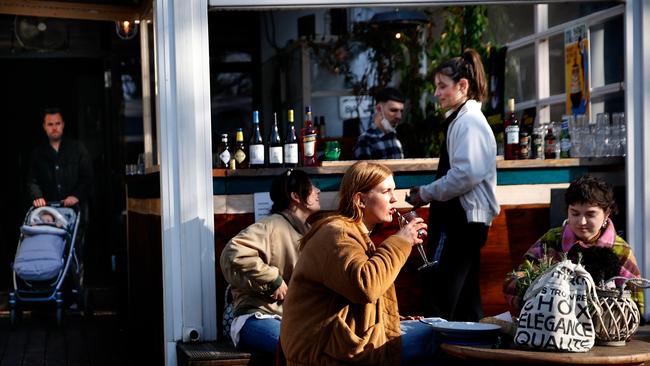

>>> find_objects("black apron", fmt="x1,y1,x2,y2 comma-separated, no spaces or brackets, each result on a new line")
427,103,467,262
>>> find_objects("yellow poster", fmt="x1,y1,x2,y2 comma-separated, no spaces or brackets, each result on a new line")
565,24,589,116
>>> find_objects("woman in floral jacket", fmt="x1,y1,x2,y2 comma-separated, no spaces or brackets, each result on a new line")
504,175,643,315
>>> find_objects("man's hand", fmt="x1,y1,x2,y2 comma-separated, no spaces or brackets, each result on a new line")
270,280,288,302
62,195,79,207
405,187,426,208
33,198,46,207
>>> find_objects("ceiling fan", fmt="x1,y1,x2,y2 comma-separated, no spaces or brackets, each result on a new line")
14,16,69,51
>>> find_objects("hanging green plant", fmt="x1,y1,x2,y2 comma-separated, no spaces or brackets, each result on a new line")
303,6,495,157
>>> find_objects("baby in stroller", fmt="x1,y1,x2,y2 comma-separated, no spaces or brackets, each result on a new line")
10,205,83,325
14,206,71,281
30,207,68,227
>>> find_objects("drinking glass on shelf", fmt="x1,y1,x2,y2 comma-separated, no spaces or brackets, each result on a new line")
611,112,627,157
395,210,436,271
595,112,611,157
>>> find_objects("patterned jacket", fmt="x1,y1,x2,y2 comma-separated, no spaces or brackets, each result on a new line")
503,219,644,314
353,124,404,160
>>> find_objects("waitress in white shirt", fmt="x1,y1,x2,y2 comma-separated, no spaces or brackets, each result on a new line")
407,48,500,322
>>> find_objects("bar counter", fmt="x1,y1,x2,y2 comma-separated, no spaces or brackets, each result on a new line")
126,156,624,343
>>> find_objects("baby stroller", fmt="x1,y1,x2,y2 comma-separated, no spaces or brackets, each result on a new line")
9,203,86,326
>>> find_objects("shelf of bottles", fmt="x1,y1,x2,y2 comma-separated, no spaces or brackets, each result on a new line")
502,98,626,161
213,105,338,174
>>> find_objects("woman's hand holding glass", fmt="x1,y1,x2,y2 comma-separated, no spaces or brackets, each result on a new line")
396,211,436,271
395,212,427,245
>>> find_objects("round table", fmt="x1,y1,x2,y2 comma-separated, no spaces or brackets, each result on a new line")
441,339,650,365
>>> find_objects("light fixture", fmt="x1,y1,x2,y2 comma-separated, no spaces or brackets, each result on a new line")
394,32,402,39
369,8,427,30
116,20,138,40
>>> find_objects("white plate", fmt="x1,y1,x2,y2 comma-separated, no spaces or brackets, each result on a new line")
428,321,501,336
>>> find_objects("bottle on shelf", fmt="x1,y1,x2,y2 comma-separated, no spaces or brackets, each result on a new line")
519,131,530,159
268,112,283,168
216,133,231,168
300,106,318,167
319,116,326,138
560,115,572,158
504,98,520,160
249,111,265,168
531,126,544,160
544,124,558,160
284,109,299,168
234,128,248,169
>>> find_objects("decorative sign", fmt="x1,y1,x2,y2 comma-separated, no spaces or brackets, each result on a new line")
339,95,373,120
565,24,590,116
253,192,272,221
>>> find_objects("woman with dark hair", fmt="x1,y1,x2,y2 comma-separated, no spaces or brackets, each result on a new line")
504,175,643,314
220,169,320,356
406,48,500,321
281,161,440,365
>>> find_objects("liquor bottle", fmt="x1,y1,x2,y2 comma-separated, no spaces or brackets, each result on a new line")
300,106,318,166
532,126,544,159
504,98,520,160
544,126,558,160
249,110,265,168
284,109,299,168
319,116,326,138
519,131,530,159
234,128,248,169
216,133,231,168
268,112,283,168
560,116,571,158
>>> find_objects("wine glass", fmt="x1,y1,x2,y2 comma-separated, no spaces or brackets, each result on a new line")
395,211,436,271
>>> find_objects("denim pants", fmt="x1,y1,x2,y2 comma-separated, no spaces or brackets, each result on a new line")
237,316,281,355
400,318,443,365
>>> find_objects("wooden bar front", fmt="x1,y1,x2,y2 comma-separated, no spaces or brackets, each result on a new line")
126,156,625,351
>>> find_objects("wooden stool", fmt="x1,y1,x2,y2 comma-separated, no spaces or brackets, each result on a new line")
177,341,251,366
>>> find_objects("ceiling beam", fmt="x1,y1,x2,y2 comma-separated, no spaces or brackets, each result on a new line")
0,0,141,22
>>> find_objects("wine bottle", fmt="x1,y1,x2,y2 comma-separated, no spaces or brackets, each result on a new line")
234,128,248,169
248,111,265,168
216,133,231,168
284,109,299,168
300,106,318,167
268,112,283,168
504,98,520,160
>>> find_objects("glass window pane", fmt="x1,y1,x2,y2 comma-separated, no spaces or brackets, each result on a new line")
593,16,624,86
485,5,534,44
211,72,253,136
548,2,619,28
505,45,536,103
548,34,565,96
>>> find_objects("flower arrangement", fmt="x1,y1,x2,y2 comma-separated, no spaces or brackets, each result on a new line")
511,249,556,306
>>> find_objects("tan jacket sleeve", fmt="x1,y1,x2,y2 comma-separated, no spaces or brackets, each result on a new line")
321,225,411,304
220,220,282,293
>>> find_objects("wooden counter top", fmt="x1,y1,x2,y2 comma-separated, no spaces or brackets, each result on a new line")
212,156,624,177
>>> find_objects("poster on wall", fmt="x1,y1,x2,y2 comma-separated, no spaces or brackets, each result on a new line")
565,24,589,116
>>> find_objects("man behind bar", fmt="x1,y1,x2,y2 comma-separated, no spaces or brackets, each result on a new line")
353,87,405,160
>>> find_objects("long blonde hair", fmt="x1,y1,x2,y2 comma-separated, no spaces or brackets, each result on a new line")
300,161,393,249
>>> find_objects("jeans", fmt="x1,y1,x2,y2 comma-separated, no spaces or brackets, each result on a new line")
400,318,444,365
238,316,281,356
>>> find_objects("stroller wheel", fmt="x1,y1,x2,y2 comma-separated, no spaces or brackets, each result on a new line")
56,306,64,327
10,307,22,327
81,288,94,318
